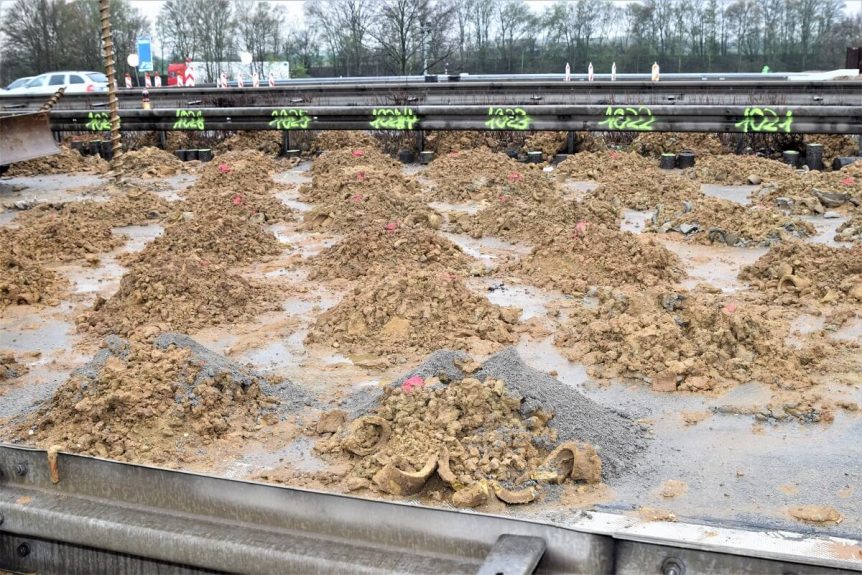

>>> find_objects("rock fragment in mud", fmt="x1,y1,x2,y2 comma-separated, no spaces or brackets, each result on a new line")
0,247,66,309
19,334,307,463
788,505,843,524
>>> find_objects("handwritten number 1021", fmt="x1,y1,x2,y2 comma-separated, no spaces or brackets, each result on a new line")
735,108,793,133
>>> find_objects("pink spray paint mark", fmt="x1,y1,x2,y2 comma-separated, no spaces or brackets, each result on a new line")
722,303,737,315
231,194,243,205
351,149,365,157
499,195,510,203
218,163,231,173
402,375,425,393
449,151,460,157
356,171,366,181
384,221,399,234
350,193,364,203
507,171,522,183
609,151,622,160
841,177,855,186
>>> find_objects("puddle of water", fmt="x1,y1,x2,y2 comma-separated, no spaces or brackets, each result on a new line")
270,226,340,258
470,278,554,320
832,316,862,342
661,240,767,293
442,231,530,266
800,214,847,247
115,224,163,252
273,167,312,185
620,209,654,233
701,184,756,205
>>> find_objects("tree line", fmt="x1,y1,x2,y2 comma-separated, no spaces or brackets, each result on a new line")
2,0,860,85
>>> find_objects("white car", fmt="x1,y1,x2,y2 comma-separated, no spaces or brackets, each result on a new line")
0,76,33,94
14,71,108,95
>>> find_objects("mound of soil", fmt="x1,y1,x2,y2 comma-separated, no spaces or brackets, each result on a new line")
217,131,282,156
593,169,704,211
19,334,286,463
181,149,293,222
523,131,567,160
312,131,380,153
112,147,185,178
555,287,829,390
754,170,861,215
307,224,473,281
506,224,684,294
306,267,520,357
133,131,206,153
302,188,442,232
685,155,794,185
124,213,284,266
835,216,862,243
631,133,727,157
554,151,655,182
323,375,571,506
424,131,504,155
452,196,619,244
739,243,862,304
0,247,66,308
79,254,282,336
301,165,420,203
648,197,815,246
425,148,556,202
0,211,124,262
6,146,108,176
309,148,401,180
16,187,171,227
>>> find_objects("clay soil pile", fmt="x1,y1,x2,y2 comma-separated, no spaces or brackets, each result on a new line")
301,164,420,203
425,131,505,155
452,196,619,244
124,213,284,266
181,149,293,222
0,247,65,309
0,211,124,262
523,131,567,159
685,155,794,185
319,375,599,507
21,335,279,463
835,216,862,243
217,131,282,156
593,169,704,211
649,197,815,246
311,148,401,179
306,267,520,357
302,185,442,232
113,147,185,178
739,243,862,304
7,146,108,176
555,287,830,391
79,254,282,336
555,151,655,182
312,131,380,153
506,224,684,294
0,351,29,384
754,169,861,214
425,148,556,202
17,187,171,227
631,133,727,157
307,224,473,281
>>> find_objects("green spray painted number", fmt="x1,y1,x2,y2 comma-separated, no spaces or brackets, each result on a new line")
598,106,655,131
269,108,311,130
735,107,793,133
85,111,111,131
173,109,205,130
484,107,531,130
369,107,418,130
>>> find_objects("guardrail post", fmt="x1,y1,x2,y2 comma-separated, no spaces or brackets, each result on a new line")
158,130,166,149
281,131,290,156
566,131,575,153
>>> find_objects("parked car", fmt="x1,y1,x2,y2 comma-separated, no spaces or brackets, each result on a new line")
14,71,108,95
0,76,33,94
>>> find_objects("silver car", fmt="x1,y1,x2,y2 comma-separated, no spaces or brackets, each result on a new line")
14,71,108,94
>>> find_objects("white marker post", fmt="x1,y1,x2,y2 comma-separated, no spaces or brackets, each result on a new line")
652,62,660,82
611,62,617,82
565,63,571,82
588,62,594,82
268,71,275,87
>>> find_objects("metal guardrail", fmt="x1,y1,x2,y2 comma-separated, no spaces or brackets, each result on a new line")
0,445,859,574
43,104,862,134
1,80,860,110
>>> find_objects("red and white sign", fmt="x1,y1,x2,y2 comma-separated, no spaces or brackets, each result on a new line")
267,71,275,87
176,74,184,87
144,72,151,88
124,73,132,89
237,72,244,88
184,65,195,87
252,71,259,88
154,74,162,88
219,72,228,88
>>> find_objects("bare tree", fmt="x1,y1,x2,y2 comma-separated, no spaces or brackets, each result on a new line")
195,0,235,81
306,0,374,76
158,0,201,60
